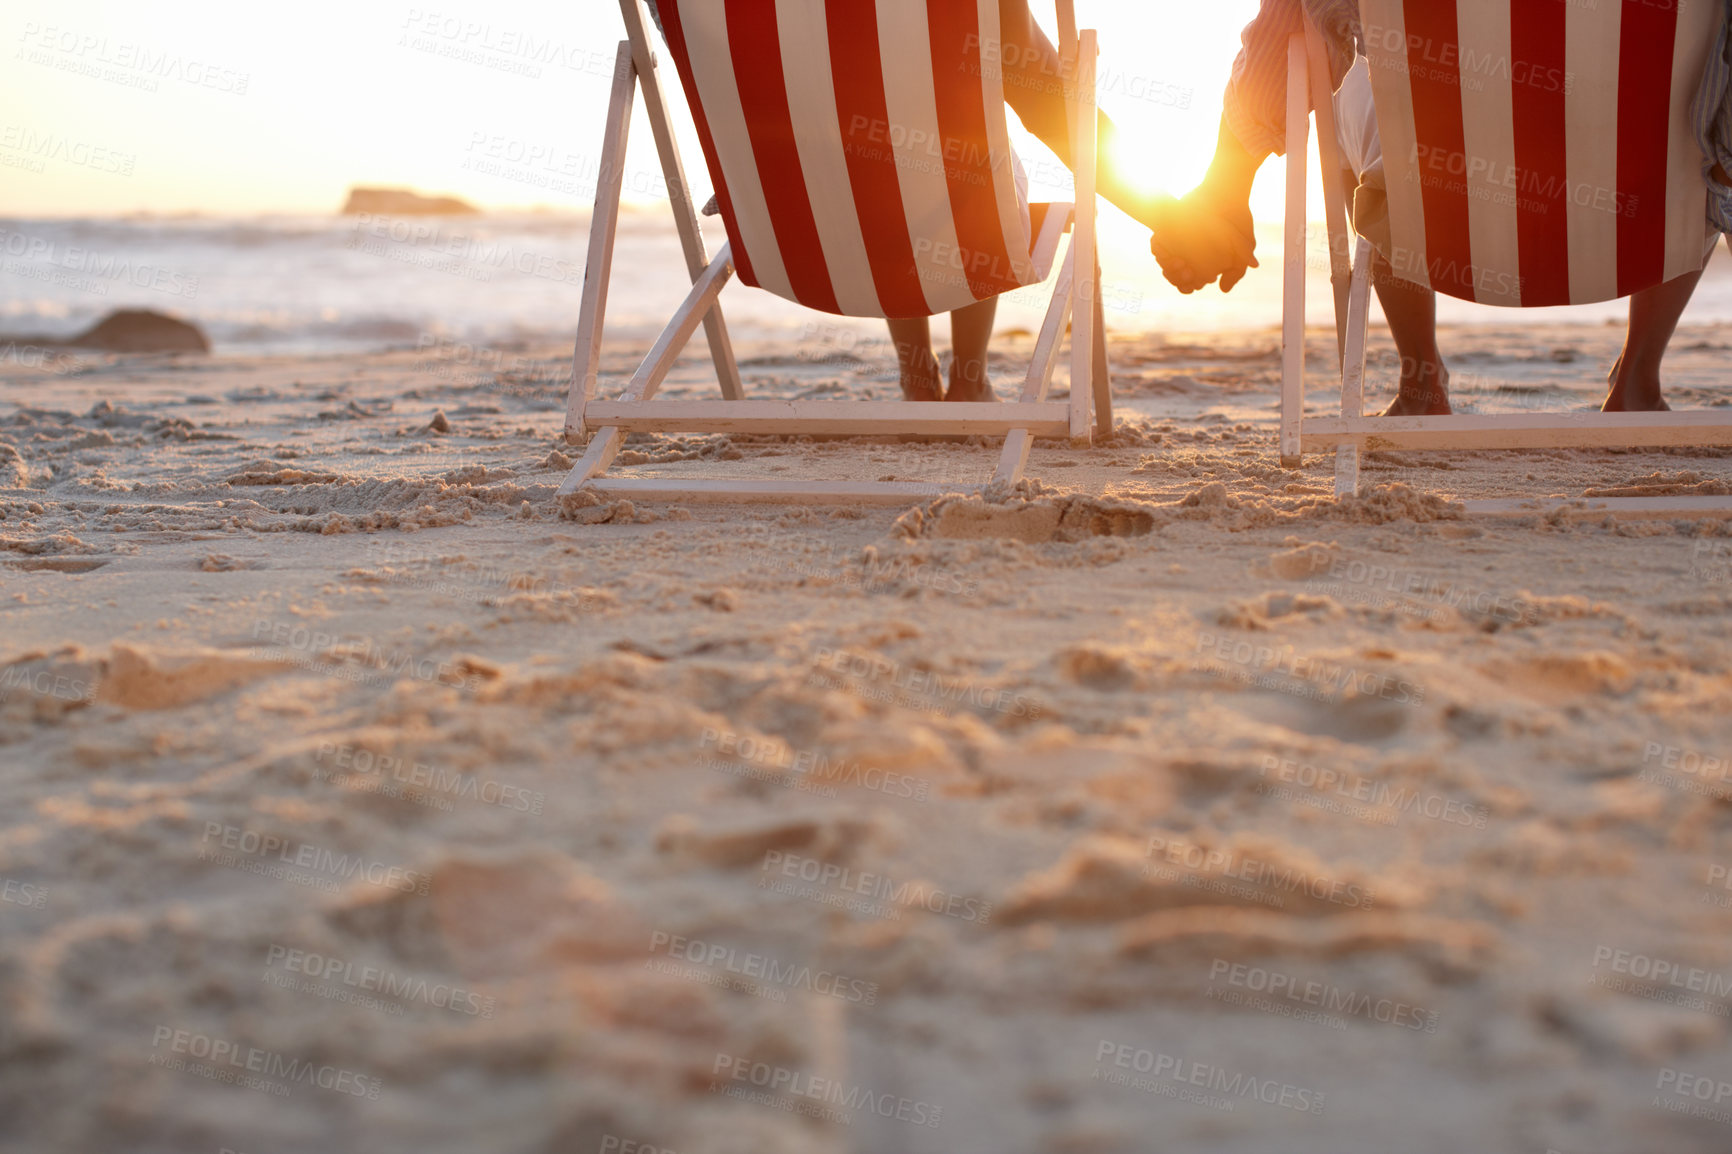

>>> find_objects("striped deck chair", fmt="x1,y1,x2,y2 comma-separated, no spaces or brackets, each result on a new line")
561,0,1109,505
1282,0,1732,515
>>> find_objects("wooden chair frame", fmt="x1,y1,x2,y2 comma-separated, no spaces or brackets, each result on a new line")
559,0,1110,505
1281,23,1732,518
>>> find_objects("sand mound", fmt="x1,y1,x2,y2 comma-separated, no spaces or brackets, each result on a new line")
0,441,29,489
96,644,297,710
1179,481,1235,510
1157,483,1462,531
227,466,344,486
1584,470,1732,498
1115,907,1498,977
1317,482,1465,524
425,853,643,973
1052,645,1139,690
556,490,676,525
0,647,102,721
1266,540,1338,578
613,432,747,466
1478,651,1636,703
895,487,1160,543
997,833,1402,924
1214,590,1345,628
1,531,102,557
487,587,621,623
655,813,879,869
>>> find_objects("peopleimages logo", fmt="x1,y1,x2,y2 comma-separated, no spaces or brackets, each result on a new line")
0,878,47,909
710,1053,943,1128
0,126,135,174
1361,24,1573,95
199,823,430,895
249,619,485,691
344,214,582,285
1643,742,1732,783
1306,556,1532,624
646,932,878,1006
598,1140,675,1154
397,10,624,78
1092,1041,1325,1115
315,742,545,815
1144,834,1375,911
16,23,252,94
1589,946,1732,1001
759,851,992,923
1654,1067,1732,1127
0,227,200,299
1706,863,1732,910
809,647,1040,718
0,341,84,375
149,1026,382,1099
0,664,96,704
1192,633,1423,706
1258,755,1488,829
698,728,931,801
766,548,982,599
264,944,494,1018
1207,959,1439,1033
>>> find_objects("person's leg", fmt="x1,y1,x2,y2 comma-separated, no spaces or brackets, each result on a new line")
1371,251,1451,415
1325,56,1450,416
1602,268,1706,412
886,316,943,402
944,296,999,402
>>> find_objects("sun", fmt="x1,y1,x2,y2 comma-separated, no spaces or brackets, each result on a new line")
1105,130,1179,200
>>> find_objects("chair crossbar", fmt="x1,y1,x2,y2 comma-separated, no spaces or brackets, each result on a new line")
584,400,1071,437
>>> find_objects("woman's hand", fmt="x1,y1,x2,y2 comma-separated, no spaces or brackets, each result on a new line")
1149,186,1258,294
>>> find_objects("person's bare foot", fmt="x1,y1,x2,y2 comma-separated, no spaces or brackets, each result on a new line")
944,359,998,402
1379,389,1452,416
1378,363,1451,415
1600,354,1671,411
899,348,943,402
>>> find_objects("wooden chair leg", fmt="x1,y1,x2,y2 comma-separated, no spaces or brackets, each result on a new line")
1066,30,1098,444
1305,18,1354,372
1090,263,1112,439
1333,237,1374,498
568,41,636,444
996,246,1076,485
619,0,744,401
561,246,735,495
1279,32,1309,469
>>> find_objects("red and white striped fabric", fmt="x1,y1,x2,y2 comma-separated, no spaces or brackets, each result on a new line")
657,0,1041,319
1362,0,1723,307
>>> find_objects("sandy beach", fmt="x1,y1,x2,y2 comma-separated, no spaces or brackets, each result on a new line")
12,0,1732,1145
4,322,1732,1153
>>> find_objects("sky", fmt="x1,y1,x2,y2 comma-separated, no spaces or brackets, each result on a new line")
0,0,1312,228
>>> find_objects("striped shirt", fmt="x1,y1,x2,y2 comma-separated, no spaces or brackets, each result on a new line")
1224,0,1732,234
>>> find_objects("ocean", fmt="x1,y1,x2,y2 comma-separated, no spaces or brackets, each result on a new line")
4,211,1732,357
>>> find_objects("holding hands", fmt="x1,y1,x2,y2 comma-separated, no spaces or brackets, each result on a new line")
1144,119,1264,295
1148,184,1258,294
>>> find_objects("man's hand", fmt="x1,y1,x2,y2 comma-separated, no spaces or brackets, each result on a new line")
1148,185,1258,294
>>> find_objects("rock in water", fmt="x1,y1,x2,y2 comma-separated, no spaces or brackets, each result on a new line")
341,187,479,215
68,310,211,354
